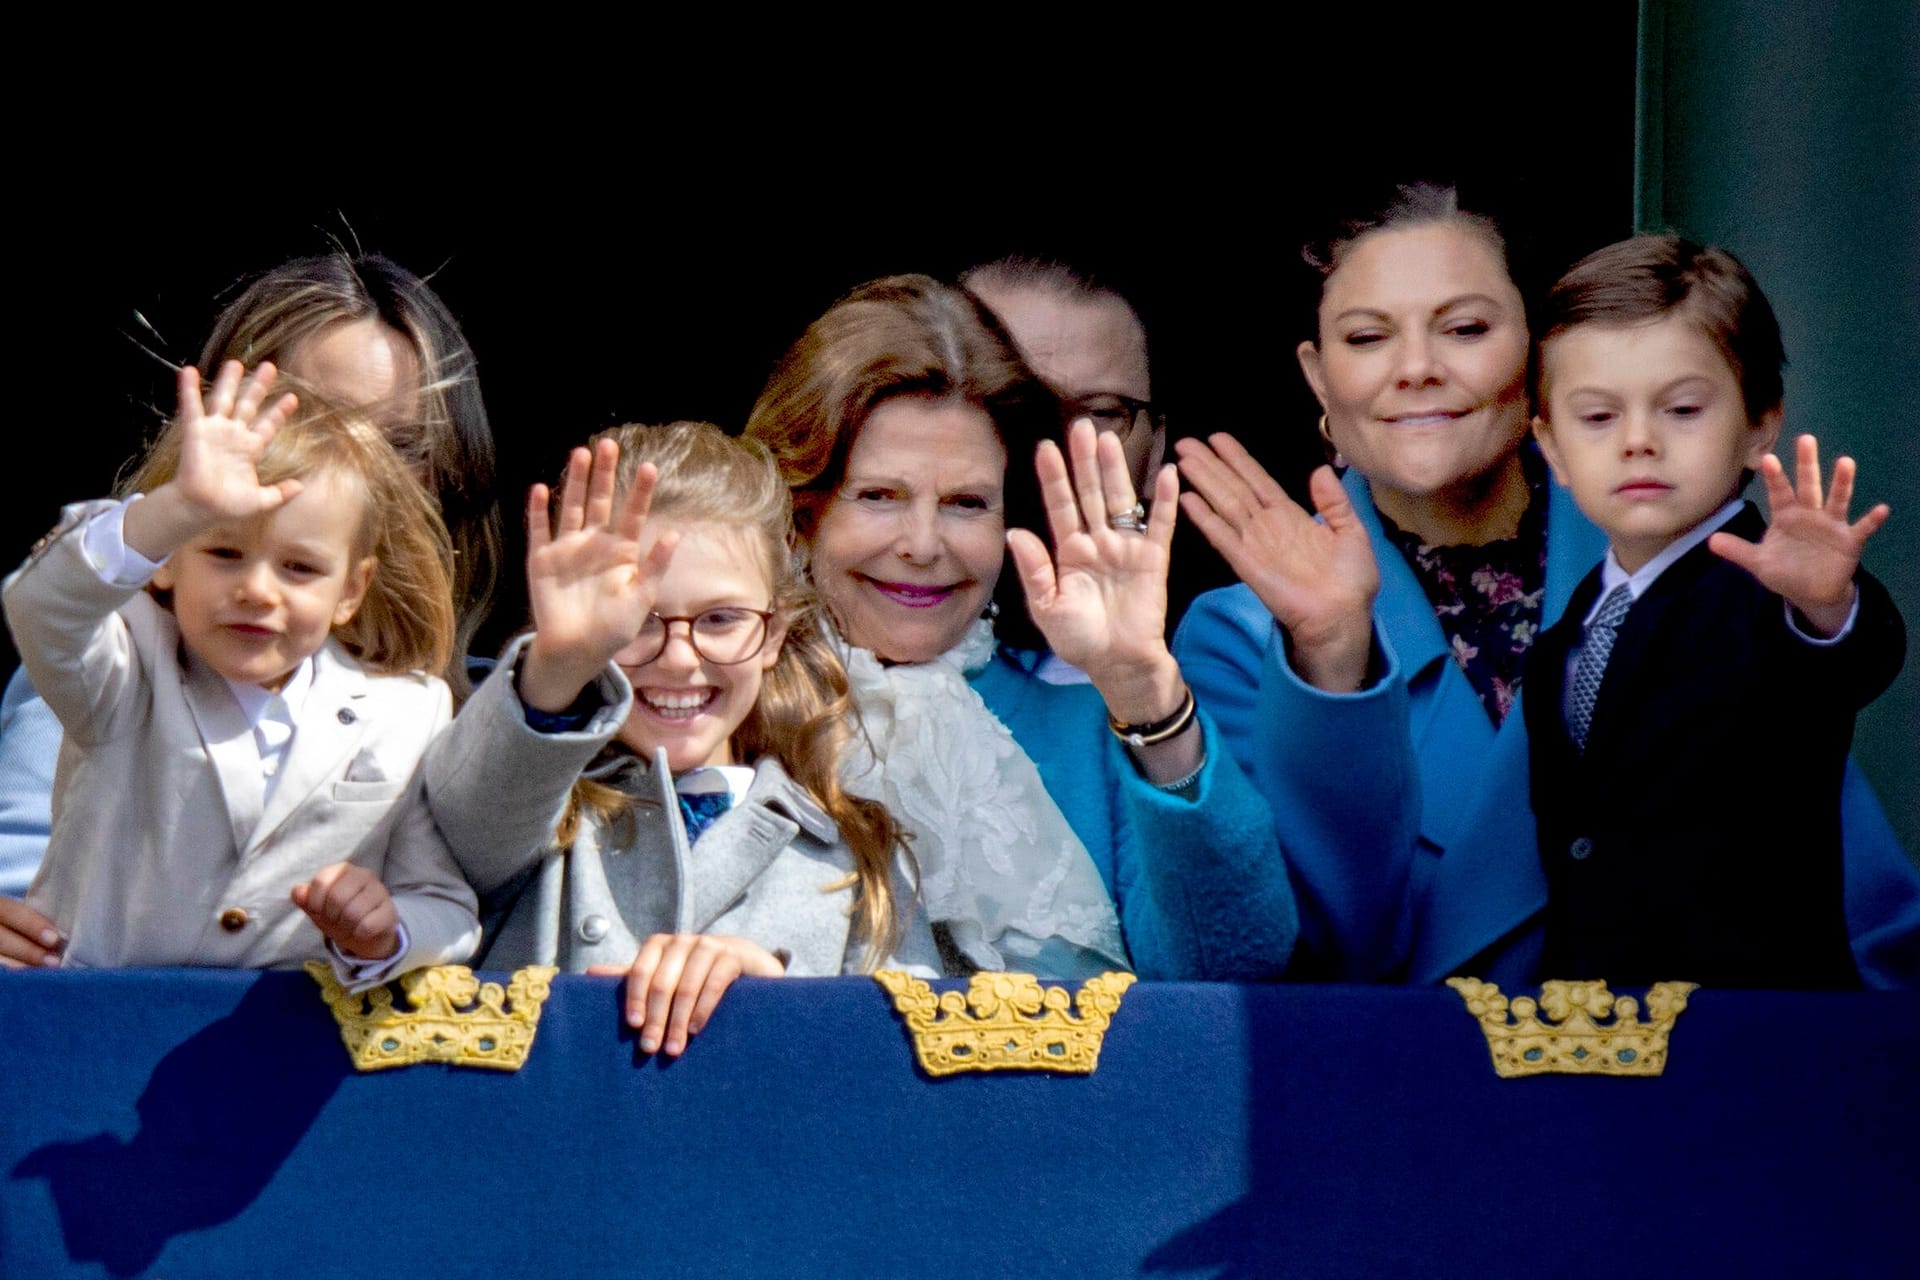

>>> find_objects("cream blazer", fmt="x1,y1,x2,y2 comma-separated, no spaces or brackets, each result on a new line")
2,502,477,984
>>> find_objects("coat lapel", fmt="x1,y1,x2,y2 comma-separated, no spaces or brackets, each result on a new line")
684,758,836,933
1539,567,1605,717
1581,504,1758,760
592,749,686,937
1360,470,1609,983
1349,472,1453,738
1542,481,1609,627
244,643,370,857
179,646,264,856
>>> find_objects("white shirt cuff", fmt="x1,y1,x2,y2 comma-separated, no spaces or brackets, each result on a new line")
78,495,168,588
326,919,413,992
1785,586,1860,646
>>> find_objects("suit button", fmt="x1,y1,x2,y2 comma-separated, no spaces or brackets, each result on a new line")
219,908,249,932
579,914,609,943
1569,837,1594,861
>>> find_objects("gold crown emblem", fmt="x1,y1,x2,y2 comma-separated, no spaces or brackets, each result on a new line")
306,963,560,1072
1447,977,1698,1078
873,970,1137,1077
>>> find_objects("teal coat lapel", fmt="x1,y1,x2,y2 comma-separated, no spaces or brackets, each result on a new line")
1346,468,1609,981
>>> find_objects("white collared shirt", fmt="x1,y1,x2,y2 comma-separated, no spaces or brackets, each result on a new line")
79,493,166,587
675,764,754,807
221,659,313,806
1034,651,1094,686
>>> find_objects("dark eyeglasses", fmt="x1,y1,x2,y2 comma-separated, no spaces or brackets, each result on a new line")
625,606,777,666
1062,393,1164,443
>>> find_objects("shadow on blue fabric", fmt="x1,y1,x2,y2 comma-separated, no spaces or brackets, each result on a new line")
1139,985,1920,1278
11,976,348,1276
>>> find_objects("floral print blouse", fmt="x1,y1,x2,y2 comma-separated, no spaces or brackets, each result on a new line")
1379,449,1549,726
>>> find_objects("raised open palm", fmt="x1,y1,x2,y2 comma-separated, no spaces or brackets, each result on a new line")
171,361,302,519
1007,420,1177,687
523,439,679,704
1709,433,1890,636
1176,434,1379,691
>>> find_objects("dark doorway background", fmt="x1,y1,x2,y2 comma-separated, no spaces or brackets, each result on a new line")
7,13,1639,675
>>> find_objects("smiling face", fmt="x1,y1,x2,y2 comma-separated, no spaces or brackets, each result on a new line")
806,396,1008,663
153,468,375,691
1536,313,1779,572
612,521,788,773
1298,221,1533,539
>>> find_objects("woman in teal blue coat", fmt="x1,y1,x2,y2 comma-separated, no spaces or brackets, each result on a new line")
1172,185,1918,988
744,274,1296,982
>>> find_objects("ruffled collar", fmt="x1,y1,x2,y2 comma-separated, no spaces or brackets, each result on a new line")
836,618,1000,683
832,619,1130,974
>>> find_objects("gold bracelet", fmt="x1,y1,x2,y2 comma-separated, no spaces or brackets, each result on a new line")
1108,687,1197,749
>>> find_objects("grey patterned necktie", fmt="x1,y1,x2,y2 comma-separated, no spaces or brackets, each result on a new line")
1568,584,1634,750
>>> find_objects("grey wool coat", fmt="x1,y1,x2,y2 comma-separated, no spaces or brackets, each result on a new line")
424,636,936,977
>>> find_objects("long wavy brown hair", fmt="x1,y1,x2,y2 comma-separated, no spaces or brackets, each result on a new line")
552,422,911,966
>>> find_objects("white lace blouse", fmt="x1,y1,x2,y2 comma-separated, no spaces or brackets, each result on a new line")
837,621,1131,977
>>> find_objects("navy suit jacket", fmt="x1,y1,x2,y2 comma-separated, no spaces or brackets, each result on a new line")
1524,504,1904,989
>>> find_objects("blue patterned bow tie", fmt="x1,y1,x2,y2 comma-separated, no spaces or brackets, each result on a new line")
678,790,734,843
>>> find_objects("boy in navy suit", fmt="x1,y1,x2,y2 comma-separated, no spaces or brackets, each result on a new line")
1525,235,1904,989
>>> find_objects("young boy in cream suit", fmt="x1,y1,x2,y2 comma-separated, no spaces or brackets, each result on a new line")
3,362,476,988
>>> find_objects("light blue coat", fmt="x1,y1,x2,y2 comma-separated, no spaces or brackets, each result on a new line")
0,668,57,896
1174,468,1920,988
971,647,1298,981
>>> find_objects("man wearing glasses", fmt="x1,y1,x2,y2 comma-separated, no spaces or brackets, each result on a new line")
962,258,1165,495
964,258,1171,684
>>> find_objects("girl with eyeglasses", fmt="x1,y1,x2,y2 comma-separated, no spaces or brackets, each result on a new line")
426,422,933,1057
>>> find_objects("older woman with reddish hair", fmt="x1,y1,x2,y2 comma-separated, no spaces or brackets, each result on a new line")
745,274,1297,980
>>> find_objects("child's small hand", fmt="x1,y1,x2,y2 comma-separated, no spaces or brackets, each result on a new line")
292,862,401,960
173,361,303,521
1709,434,1891,637
122,363,303,562
520,439,681,712
587,933,786,1057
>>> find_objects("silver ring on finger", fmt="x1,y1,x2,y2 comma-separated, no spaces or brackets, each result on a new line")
1107,502,1149,533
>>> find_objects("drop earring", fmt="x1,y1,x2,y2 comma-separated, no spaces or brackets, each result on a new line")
1318,413,1348,470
